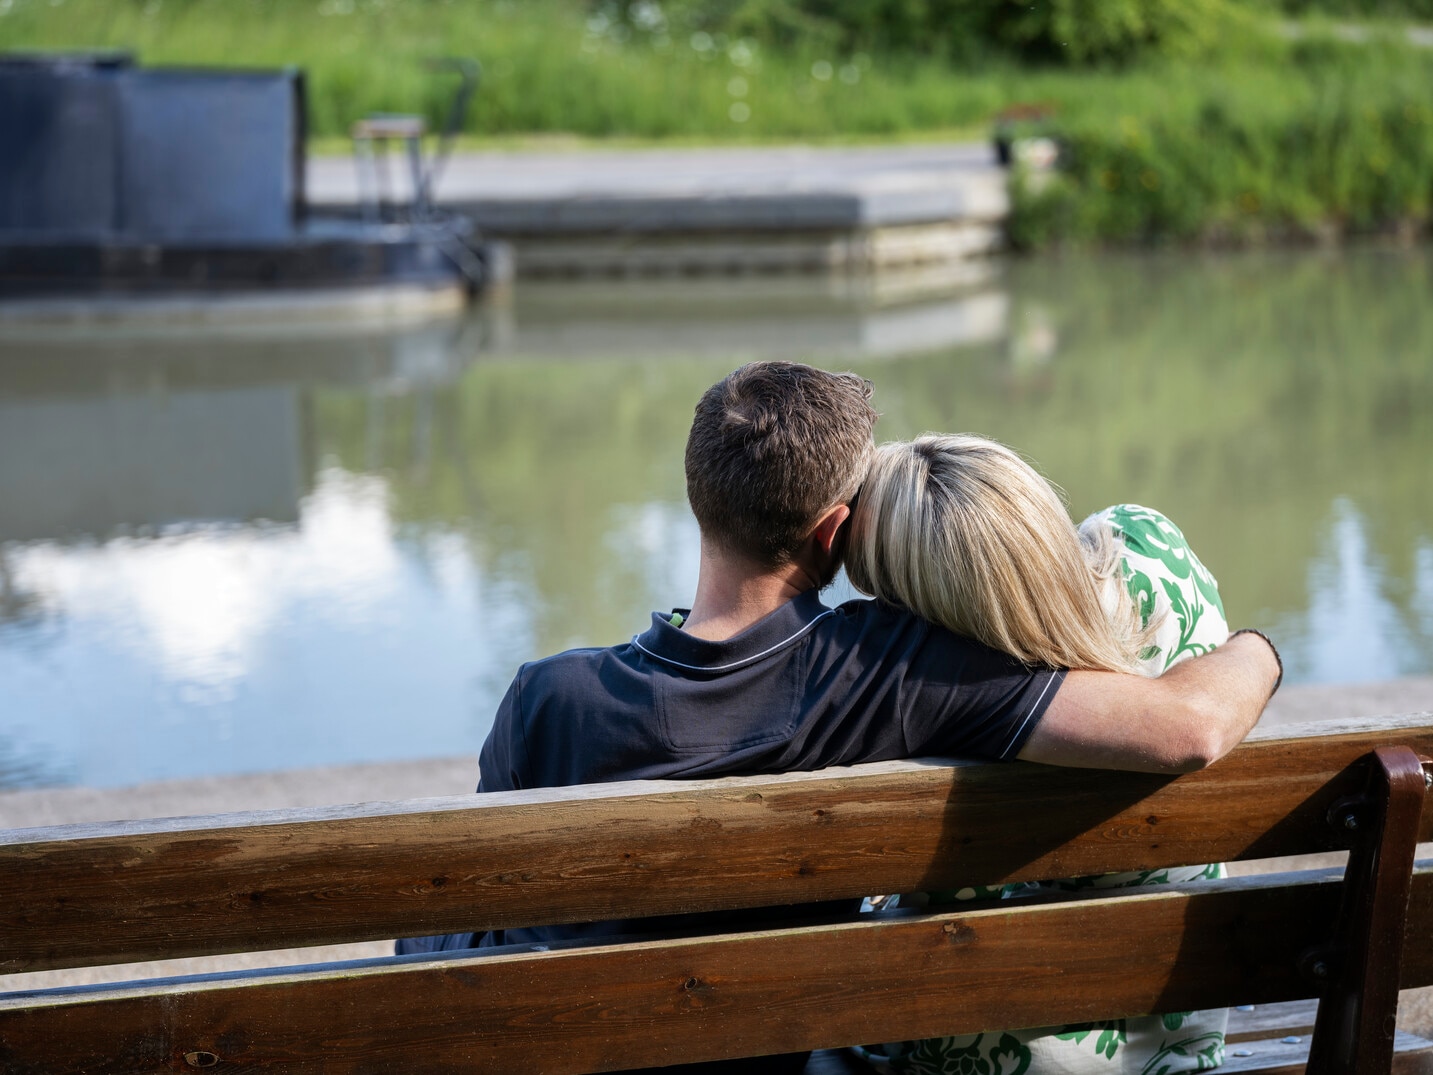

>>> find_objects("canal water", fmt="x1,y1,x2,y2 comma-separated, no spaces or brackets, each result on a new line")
1,247,1430,791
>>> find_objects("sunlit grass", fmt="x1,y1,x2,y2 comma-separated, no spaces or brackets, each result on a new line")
0,0,1017,140
0,0,1331,143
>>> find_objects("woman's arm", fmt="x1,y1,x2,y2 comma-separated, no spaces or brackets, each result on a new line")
1016,629,1281,773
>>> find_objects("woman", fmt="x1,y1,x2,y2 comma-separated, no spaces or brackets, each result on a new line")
845,434,1229,1075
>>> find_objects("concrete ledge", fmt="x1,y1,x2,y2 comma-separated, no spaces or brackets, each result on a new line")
306,144,1009,275
1256,674,1433,730
443,174,1009,234
308,144,1006,227
510,220,1003,277
0,756,480,831
0,282,470,330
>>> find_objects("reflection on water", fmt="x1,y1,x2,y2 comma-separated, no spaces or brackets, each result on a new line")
1,249,1430,789
1281,500,1430,685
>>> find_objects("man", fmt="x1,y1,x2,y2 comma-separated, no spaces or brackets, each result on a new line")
401,362,1280,1067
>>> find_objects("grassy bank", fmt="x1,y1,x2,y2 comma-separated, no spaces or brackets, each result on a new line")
1008,37,1433,247
5,0,1433,246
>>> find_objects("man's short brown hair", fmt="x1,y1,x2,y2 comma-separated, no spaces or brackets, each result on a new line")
685,361,877,567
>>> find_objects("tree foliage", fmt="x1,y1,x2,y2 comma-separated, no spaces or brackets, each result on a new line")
625,0,1239,64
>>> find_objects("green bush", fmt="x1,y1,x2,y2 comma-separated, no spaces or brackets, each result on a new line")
624,0,1240,64
965,0,1235,64
1009,45,1433,247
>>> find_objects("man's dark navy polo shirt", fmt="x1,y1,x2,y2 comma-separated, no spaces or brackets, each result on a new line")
402,588,1064,954
479,587,1063,791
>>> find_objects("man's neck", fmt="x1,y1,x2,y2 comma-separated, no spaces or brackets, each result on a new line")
681,545,822,642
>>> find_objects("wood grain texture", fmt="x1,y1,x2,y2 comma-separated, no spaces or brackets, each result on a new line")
2,715,1431,973
3,863,1432,1075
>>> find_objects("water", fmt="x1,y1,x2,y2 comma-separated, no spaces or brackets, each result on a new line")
1,247,1431,790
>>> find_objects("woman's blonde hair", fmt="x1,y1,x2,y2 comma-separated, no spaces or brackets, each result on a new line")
845,434,1154,674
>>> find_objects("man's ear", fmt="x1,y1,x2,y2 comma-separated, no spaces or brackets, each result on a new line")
811,503,852,556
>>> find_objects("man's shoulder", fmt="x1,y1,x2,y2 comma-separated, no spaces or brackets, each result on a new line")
524,643,618,668
490,634,674,789
827,594,905,622
516,642,633,689
819,594,1045,680
820,594,938,642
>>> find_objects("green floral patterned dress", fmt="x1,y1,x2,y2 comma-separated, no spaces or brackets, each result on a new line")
856,505,1230,1075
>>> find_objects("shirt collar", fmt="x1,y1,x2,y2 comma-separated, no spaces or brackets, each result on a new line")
632,588,836,674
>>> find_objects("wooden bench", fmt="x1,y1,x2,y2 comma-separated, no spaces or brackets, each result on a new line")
3,713,1432,1074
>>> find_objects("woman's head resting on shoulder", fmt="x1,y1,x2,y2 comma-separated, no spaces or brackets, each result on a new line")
845,433,1145,674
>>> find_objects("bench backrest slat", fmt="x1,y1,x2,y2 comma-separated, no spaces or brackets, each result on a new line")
2,714,1430,974
4,862,1431,1075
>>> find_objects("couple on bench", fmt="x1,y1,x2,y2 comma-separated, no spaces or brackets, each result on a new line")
401,361,1282,1074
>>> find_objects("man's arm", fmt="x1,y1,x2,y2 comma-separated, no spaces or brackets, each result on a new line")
1017,630,1282,774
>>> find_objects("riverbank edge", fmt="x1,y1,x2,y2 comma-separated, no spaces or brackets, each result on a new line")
3,675,1428,830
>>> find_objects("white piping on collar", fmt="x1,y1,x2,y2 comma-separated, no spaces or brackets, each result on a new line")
631,608,838,673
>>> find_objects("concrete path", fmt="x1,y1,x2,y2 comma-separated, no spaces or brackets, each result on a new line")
306,142,1007,233
1279,19,1433,47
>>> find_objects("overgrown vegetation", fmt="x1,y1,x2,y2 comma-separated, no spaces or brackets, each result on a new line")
635,0,1243,65
4,0,1433,246
1008,36,1433,247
